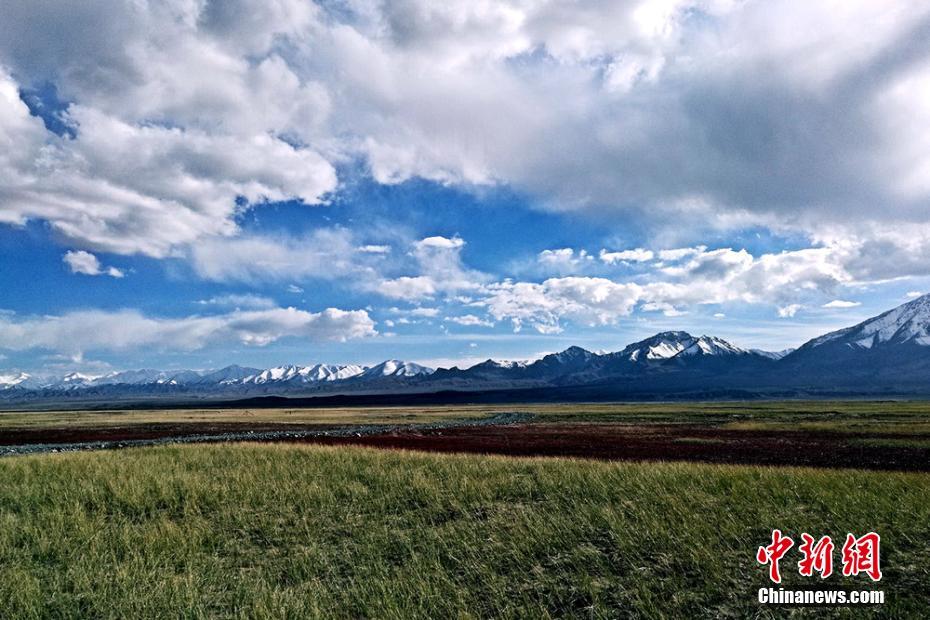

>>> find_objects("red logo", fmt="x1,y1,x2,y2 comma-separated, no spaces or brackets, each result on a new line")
757,530,881,582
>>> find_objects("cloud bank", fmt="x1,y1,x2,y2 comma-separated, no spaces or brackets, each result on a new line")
2,1,929,255
0,307,376,355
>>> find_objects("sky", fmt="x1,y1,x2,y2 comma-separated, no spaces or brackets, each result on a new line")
2,0,930,375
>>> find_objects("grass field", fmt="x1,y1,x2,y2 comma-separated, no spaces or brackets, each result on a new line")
5,400,930,436
1,443,927,618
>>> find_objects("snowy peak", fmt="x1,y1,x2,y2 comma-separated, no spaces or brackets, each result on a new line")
242,363,367,385
360,360,434,378
804,294,930,351
243,365,302,384
96,369,174,385
484,359,529,370
620,331,696,362
752,348,795,360
530,347,598,373
303,363,367,382
619,332,751,362
197,365,262,384
0,372,32,389
677,335,748,357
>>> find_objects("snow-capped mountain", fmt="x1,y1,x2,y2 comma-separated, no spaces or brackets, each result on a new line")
618,331,697,361
0,372,34,390
358,360,433,379
801,294,930,351
7,295,930,403
241,363,368,385
195,365,262,385
96,369,177,385
0,359,432,400
775,294,930,388
616,332,753,363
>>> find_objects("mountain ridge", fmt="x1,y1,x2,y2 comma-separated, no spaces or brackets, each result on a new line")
5,295,930,402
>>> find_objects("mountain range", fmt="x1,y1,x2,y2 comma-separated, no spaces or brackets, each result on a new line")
5,294,930,406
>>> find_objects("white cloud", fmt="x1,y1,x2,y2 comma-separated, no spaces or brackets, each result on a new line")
473,243,862,331
358,244,391,254
386,306,440,318
0,306,375,355
286,284,304,294
640,302,686,317
822,299,861,309
414,236,465,250
62,250,101,276
377,276,438,300
445,314,495,327
599,248,654,264
481,277,643,334
376,235,486,300
62,250,123,278
0,71,336,256
907,291,923,298
777,304,802,318
3,0,930,291
407,307,440,318
713,312,725,318
191,229,366,283
657,247,707,262
195,294,277,310
538,248,594,272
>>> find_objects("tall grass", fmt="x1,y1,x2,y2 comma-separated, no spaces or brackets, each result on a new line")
0,444,927,618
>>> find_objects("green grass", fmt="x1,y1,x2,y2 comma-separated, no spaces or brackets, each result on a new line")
1,444,927,618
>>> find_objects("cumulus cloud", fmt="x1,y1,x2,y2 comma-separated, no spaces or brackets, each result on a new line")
62,250,123,278
0,306,375,355
0,71,336,257
377,276,438,300
2,0,928,261
376,235,486,300
3,0,930,346
640,302,686,317
537,248,594,273
481,277,643,333
473,244,861,332
415,236,465,250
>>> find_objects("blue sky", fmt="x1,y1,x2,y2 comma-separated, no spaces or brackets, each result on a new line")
1,1,930,375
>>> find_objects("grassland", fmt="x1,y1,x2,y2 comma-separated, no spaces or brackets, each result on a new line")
5,399,930,435
1,443,927,618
